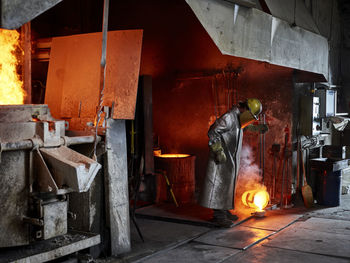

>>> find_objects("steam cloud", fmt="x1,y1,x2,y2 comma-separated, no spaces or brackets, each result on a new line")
234,145,266,213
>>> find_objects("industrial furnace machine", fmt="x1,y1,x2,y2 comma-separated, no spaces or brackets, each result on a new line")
0,104,101,248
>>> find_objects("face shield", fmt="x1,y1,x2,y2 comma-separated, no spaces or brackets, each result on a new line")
239,110,255,128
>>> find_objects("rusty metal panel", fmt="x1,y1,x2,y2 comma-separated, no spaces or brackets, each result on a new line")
45,30,143,128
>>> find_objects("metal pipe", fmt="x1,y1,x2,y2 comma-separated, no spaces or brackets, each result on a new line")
280,133,288,208
262,114,266,182
1,140,36,151
259,116,262,177
280,154,286,208
286,157,290,206
272,153,276,200
1,136,100,152
22,216,44,226
61,135,100,146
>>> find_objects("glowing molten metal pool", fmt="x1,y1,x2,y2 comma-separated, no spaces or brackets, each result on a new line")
242,189,270,212
156,154,190,158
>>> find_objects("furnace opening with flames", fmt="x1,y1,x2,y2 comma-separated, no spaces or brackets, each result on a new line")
0,29,25,105
0,29,102,249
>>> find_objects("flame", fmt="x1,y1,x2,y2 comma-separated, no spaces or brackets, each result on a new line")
157,154,190,158
0,29,25,105
242,189,269,212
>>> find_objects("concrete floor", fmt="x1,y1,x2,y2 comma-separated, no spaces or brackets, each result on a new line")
112,195,350,263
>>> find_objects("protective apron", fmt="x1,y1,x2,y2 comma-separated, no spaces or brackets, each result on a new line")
199,107,243,210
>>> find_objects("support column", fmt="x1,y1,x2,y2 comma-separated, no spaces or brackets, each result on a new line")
105,119,130,255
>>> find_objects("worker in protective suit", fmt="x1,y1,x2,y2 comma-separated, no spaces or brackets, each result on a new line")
199,98,263,228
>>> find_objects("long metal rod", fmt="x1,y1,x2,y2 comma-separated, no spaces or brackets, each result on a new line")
286,157,290,206
0,136,100,152
280,133,288,208
262,114,266,182
259,116,262,178
280,153,286,208
93,0,110,159
272,153,276,200
296,136,300,190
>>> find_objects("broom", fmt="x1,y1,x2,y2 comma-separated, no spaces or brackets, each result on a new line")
300,146,314,208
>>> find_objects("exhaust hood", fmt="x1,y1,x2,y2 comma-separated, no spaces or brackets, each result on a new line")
1,0,62,29
186,0,329,80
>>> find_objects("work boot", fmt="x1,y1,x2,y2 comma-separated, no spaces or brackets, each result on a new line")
211,209,234,228
225,210,238,221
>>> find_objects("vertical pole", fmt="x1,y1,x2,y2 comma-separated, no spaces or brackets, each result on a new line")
22,22,31,104
280,132,288,208
142,76,154,175
262,114,266,183
259,116,262,177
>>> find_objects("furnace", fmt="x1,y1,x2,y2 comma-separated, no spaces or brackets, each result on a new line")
0,104,101,248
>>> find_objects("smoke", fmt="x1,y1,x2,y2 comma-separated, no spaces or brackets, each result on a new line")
238,145,261,185
233,145,267,215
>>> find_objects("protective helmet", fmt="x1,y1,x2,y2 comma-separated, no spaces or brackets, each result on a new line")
246,98,262,120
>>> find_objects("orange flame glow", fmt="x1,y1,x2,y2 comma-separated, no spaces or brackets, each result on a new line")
0,29,24,105
242,189,269,212
157,154,190,158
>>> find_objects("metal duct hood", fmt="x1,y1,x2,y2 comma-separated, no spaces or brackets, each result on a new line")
1,0,62,29
263,0,320,34
186,0,329,80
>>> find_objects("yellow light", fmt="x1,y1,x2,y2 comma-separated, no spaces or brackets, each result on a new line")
242,190,269,211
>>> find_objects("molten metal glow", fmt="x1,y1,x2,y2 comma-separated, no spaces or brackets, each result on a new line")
0,29,24,105
253,191,269,211
242,189,269,212
157,154,190,158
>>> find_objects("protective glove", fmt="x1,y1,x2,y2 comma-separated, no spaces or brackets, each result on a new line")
209,141,227,164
